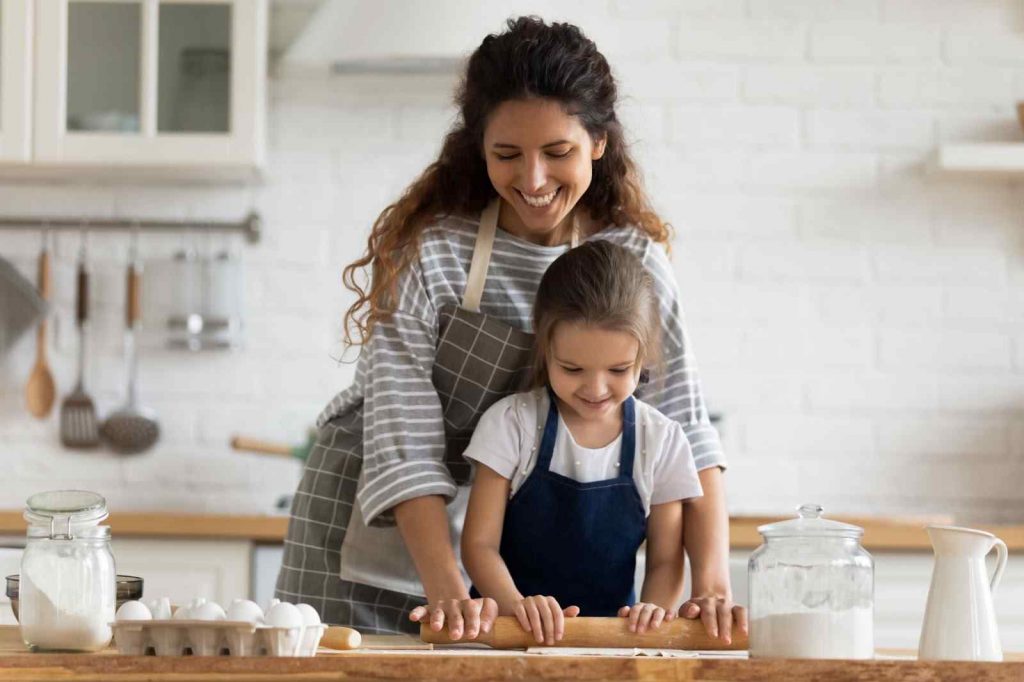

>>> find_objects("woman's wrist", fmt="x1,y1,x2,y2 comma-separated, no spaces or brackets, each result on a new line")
688,583,733,601
421,569,472,604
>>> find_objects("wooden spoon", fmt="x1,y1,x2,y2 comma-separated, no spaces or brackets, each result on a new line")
420,616,748,650
25,243,55,418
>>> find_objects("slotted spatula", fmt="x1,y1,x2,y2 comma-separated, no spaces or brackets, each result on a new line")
60,236,99,448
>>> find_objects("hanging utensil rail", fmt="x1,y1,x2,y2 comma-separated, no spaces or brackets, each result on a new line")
0,211,261,244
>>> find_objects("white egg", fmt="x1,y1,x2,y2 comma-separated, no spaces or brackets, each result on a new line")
116,600,152,621
264,601,303,629
226,599,265,624
190,601,226,621
295,603,321,626
146,597,172,620
171,604,192,620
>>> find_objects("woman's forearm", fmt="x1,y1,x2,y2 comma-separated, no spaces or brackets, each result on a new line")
394,495,470,602
462,543,524,614
684,467,733,598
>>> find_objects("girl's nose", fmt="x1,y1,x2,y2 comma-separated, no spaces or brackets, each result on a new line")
584,375,607,397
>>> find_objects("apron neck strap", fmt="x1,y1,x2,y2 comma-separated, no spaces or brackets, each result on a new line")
462,199,499,312
463,200,580,312
539,388,637,474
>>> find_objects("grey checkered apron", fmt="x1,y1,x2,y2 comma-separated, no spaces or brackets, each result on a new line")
275,200,537,633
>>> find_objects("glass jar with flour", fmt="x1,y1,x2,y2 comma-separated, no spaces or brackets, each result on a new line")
19,490,116,652
748,504,874,659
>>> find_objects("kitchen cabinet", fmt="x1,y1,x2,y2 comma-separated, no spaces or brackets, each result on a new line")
2,0,266,180
0,0,32,162
110,538,251,608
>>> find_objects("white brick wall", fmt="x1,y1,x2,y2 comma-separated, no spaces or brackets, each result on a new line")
2,0,1024,525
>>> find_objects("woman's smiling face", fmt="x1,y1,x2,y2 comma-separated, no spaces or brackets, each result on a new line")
483,97,606,246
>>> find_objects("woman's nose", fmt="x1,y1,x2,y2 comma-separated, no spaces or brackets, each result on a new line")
521,156,547,192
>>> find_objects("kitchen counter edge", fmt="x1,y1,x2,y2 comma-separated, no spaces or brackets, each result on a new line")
0,511,1020,549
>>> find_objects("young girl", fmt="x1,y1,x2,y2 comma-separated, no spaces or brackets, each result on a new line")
461,240,703,645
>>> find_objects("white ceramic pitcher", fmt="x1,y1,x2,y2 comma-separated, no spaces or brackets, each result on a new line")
918,525,1008,661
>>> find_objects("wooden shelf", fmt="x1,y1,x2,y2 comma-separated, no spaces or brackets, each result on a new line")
934,143,1024,175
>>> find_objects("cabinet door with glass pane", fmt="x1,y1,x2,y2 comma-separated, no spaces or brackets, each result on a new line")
0,0,32,162
33,0,265,174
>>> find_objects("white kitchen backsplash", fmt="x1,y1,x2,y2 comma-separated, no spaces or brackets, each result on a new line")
2,0,1024,520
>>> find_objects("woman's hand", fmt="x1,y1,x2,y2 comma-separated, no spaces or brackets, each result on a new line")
617,602,675,634
678,594,748,645
512,595,580,645
409,597,498,640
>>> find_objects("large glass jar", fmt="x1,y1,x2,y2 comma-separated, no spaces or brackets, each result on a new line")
748,504,874,659
19,491,116,652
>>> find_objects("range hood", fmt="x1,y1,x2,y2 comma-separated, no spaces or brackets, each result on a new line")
280,0,566,74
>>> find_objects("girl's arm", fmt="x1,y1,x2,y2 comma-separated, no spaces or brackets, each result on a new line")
463,465,578,645
679,466,748,643
460,464,524,612
640,501,686,609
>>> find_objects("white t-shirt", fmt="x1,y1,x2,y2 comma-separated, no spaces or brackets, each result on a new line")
462,388,703,515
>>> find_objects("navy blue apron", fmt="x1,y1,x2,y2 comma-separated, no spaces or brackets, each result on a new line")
476,390,647,616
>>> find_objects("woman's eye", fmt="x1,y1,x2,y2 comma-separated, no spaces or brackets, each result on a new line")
547,149,572,158
495,153,519,161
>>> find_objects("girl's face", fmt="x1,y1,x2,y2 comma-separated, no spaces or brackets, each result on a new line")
483,98,606,246
547,321,641,422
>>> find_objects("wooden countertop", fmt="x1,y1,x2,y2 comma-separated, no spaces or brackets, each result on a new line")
0,511,289,542
0,629,1019,682
0,510,1021,550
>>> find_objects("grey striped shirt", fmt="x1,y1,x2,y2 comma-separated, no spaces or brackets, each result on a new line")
319,213,725,527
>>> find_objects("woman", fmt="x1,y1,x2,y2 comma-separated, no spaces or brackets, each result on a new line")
276,16,746,643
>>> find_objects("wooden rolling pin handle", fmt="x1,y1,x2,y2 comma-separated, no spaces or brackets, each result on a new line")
420,616,747,651
321,626,362,650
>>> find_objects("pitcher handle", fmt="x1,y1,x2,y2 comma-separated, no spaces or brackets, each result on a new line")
989,538,1008,592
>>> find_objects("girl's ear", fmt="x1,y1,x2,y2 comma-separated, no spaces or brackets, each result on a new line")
591,134,607,161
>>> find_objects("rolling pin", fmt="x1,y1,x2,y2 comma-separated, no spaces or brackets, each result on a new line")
320,626,362,650
420,616,747,650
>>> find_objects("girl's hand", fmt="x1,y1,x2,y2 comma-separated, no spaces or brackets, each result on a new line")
678,595,748,645
409,597,498,640
513,595,580,645
617,602,675,634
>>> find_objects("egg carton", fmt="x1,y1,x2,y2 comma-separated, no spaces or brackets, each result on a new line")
110,619,328,657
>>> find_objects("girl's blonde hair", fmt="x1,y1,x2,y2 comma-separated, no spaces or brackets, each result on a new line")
530,240,661,388
341,17,671,348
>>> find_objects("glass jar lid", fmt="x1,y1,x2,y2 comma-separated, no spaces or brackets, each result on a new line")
24,490,108,528
757,503,863,540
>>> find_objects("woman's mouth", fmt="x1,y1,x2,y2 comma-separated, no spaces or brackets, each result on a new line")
518,187,559,208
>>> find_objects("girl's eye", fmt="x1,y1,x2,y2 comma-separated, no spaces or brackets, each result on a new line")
560,366,582,374
610,368,630,374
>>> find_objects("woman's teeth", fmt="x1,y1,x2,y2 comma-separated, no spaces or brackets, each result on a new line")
520,188,558,207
